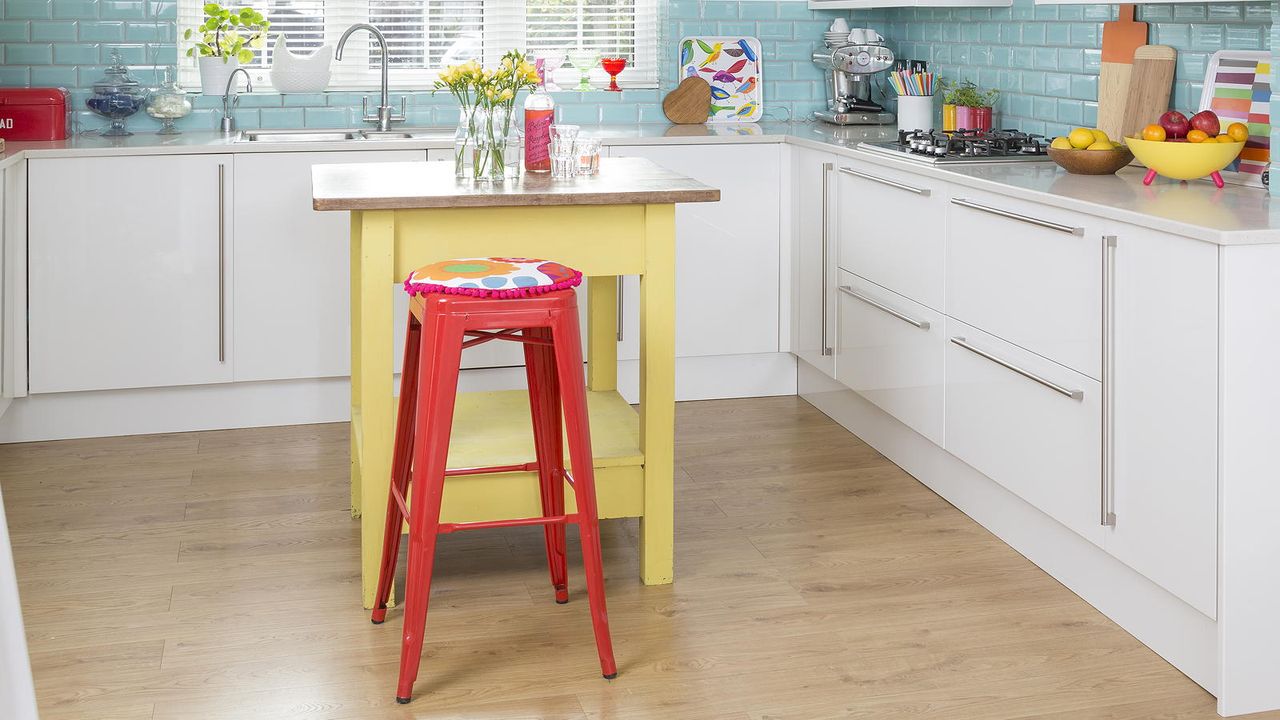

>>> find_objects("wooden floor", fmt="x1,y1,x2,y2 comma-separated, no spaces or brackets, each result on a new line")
1,396,1273,720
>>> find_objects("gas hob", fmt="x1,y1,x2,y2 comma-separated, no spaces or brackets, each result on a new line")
859,129,1055,165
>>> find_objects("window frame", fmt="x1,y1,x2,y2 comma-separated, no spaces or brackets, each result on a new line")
177,0,659,92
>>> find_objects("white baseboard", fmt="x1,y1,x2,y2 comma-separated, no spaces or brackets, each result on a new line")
797,360,1220,698
0,353,796,443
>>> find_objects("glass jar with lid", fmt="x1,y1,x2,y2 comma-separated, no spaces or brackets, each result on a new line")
146,66,192,135
86,50,147,136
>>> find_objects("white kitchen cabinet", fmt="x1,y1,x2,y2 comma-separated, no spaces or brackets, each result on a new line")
608,144,782,358
836,159,946,311
836,270,944,444
945,317,1104,546
791,146,838,377
0,167,8,418
946,191,1102,379
233,150,423,382
1104,225,1218,617
28,155,234,393
0,166,24,414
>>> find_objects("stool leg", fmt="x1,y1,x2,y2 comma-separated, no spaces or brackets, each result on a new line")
549,307,618,680
373,313,423,624
523,326,569,604
396,311,465,704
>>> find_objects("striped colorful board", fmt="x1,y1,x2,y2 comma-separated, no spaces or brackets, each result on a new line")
1199,50,1270,187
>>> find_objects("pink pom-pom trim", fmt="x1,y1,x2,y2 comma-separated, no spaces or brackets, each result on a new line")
403,269,583,299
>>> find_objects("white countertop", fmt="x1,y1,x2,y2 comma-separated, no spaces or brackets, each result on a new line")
2,122,1274,245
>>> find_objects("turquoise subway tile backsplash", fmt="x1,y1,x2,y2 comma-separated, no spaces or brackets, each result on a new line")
0,0,1274,196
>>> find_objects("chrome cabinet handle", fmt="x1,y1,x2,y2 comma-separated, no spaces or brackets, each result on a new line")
838,166,931,196
839,285,930,329
820,162,833,356
217,162,226,363
616,276,624,343
1101,235,1117,526
951,198,1083,236
951,336,1084,400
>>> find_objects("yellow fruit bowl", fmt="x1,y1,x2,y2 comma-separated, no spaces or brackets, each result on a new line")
1047,145,1134,175
1125,136,1245,187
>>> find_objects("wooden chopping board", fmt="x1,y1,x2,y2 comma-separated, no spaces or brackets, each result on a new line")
1120,45,1176,141
663,77,712,124
1098,4,1148,141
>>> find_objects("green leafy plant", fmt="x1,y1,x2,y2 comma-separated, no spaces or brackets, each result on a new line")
184,3,270,64
940,80,999,108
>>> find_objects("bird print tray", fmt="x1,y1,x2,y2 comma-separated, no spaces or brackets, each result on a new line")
679,36,763,123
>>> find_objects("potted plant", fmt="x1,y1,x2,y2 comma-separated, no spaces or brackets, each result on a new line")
184,3,270,95
942,80,999,132
435,50,540,181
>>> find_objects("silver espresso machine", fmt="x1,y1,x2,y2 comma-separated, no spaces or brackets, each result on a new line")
813,37,895,125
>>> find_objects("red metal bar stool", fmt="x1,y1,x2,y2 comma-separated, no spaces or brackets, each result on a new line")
370,257,617,704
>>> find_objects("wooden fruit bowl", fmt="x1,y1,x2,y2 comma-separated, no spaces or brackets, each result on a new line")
1047,146,1135,175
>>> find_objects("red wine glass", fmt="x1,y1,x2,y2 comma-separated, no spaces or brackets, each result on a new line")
600,57,627,92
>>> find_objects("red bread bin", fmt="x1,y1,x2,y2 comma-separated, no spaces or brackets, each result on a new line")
0,88,71,141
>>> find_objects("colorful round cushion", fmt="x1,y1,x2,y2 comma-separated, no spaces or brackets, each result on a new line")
403,257,583,299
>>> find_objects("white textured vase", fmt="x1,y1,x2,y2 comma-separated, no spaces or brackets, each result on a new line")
198,55,240,96
269,34,332,94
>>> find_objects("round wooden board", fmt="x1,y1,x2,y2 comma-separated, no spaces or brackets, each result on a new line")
663,77,712,125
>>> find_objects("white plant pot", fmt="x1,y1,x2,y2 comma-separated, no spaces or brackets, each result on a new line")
198,55,241,96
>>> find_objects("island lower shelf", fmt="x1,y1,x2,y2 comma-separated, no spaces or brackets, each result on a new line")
354,388,646,525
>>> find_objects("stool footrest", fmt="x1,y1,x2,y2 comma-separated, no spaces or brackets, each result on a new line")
445,462,541,477
438,514,579,535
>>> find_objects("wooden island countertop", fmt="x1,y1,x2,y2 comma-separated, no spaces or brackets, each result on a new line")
312,156,720,211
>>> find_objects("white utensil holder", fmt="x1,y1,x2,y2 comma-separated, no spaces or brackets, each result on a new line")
897,95,935,133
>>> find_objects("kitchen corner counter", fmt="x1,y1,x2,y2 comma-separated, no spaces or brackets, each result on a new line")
3,120,1276,244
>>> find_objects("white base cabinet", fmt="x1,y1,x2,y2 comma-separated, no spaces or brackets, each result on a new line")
835,270,943,445
791,146,837,377
28,155,234,393
608,144,782,358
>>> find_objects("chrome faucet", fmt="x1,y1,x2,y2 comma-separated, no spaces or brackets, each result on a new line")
336,23,406,132
219,68,252,134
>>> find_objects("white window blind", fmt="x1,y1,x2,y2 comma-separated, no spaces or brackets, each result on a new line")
178,0,658,91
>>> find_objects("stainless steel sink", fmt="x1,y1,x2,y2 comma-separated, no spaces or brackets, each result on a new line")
236,128,451,143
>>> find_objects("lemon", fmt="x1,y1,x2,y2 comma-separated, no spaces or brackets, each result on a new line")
1090,128,1110,144
1068,128,1096,149
1086,140,1114,150
1050,136,1073,150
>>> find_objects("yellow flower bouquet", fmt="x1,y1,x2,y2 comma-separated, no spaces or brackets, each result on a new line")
437,50,541,181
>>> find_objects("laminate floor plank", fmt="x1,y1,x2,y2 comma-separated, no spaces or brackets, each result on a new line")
3,396,1273,719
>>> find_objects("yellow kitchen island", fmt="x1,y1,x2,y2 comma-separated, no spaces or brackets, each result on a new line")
312,157,719,608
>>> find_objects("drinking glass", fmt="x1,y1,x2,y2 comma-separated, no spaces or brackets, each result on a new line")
575,138,601,175
550,138,578,179
567,48,600,91
600,57,627,92
540,53,566,91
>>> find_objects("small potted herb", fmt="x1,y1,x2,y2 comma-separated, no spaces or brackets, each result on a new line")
184,3,270,95
941,80,999,132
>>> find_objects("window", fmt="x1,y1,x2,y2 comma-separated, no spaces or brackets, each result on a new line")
178,0,658,91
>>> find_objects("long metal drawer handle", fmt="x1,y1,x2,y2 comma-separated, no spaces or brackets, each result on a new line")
838,166,931,196
820,162,833,356
951,336,1083,400
1101,235,1117,527
839,285,930,329
616,276,624,343
217,163,226,363
951,198,1083,236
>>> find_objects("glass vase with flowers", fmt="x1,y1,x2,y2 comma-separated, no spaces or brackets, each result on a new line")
436,51,541,181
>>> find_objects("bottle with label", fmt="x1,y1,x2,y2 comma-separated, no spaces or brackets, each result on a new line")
524,58,555,173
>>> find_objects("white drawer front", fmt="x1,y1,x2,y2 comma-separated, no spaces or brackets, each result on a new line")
946,192,1102,379
836,160,945,310
836,271,944,445
945,319,1104,546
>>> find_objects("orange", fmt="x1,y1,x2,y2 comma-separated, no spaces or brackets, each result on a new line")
1226,122,1249,142
1186,129,1209,143
1140,124,1166,142
1217,134,1237,143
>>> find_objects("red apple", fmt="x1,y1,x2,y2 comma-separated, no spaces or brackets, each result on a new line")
1159,110,1190,139
1189,110,1221,136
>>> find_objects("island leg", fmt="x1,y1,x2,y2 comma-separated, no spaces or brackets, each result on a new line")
638,204,676,585
354,210,398,609
587,276,619,393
